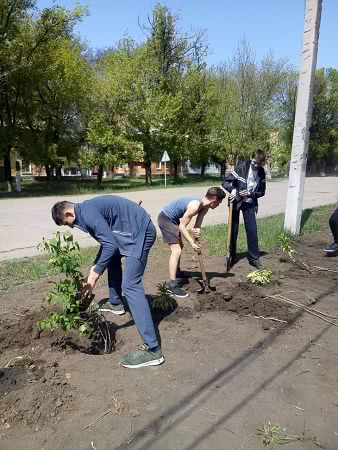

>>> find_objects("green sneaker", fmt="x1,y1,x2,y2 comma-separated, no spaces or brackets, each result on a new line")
98,301,125,315
120,349,164,369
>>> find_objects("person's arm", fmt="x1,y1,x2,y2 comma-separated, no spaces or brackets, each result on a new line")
221,170,237,194
192,207,208,238
178,200,201,250
222,164,244,202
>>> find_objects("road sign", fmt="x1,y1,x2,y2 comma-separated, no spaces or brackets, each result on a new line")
161,151,170,162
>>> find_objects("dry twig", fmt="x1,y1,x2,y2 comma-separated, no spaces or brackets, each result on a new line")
314,266,338,274
244,314,287,324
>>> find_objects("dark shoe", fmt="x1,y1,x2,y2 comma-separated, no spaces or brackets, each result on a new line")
98,301,125,315
120,349,164,368
249,259,263,269
324,242,338,254
168,281,189,298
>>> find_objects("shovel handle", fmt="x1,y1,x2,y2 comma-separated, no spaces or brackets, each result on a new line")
227,203,233,252
195,238,209,291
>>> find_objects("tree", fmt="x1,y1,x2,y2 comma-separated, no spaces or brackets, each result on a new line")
0,1,86,190
84,40,143,186
213,40,288,167
19,36,92,182
277,68,337,174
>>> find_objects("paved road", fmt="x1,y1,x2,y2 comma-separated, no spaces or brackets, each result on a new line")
0,176,337,260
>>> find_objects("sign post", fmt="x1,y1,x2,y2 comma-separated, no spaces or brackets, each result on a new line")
161,151,170,187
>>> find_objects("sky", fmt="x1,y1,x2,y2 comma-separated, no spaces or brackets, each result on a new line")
35,0,338,69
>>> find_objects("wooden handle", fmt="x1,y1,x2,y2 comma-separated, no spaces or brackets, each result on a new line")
195,238,207,282
227,203,233,252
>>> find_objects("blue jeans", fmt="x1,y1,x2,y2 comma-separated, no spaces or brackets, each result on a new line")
107,221,158,349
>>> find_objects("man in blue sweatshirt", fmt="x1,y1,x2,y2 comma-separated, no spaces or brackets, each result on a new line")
51,195,163,369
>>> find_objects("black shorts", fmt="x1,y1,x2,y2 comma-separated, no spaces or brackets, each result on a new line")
157,211,181,245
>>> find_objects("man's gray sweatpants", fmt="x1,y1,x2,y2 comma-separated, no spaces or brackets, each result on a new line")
107,221,158,349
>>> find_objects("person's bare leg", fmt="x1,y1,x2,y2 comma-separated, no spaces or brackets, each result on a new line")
177,240,184,273
169,243,182,280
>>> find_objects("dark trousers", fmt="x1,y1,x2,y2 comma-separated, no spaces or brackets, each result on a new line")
107,221,158,349
329,207,338,244
230,202,259,262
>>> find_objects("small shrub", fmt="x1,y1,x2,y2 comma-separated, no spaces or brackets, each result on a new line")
278,232,296,259
37,232,112,353
151,282,177,311
247,270,273,285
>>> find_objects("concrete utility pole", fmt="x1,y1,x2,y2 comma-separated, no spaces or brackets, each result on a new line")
284,0,322,234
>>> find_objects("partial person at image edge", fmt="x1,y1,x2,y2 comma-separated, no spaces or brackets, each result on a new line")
324,206,338,256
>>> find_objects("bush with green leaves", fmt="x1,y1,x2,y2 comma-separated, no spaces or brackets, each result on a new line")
37,232,112,352
247,269,273,285
151,282,177,311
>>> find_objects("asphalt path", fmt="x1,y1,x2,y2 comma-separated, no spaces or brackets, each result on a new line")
0,176,337,260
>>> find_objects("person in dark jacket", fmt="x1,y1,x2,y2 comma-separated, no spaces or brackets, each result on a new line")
51,195,164,369
324,206,338,256
222,149,266,269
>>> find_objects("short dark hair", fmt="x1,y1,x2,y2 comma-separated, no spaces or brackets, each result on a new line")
255,149,266,164
51,201,74,225
205,187,226,201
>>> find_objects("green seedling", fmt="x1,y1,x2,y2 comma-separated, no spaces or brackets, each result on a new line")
279,232,296,259
247,269,273,285
37,232,112,353
278,231,312,272
257,422,325,448
151,282,177,311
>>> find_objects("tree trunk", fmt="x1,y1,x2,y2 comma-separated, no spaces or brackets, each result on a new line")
284,0,322,234
200,163,206,179
45,165,53,184
56,166,62,181
97,165,104,187
3,150,13,192
220,160,226,179
145,161,152,185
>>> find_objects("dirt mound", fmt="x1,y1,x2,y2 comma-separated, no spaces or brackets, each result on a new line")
195,281,293,324
0,358,75,429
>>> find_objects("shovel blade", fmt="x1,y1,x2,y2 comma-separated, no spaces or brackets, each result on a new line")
224,255,232,272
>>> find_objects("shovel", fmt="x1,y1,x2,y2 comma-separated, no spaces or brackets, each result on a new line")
195,238,210,294
224,202,233,272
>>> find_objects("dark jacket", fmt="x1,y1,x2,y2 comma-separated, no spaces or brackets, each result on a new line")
73,195,151,274
222,160,266,209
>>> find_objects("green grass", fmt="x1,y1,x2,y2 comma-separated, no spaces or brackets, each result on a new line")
203,203,335,256
0,174,222,199
0,204,334,291
0,246,98,291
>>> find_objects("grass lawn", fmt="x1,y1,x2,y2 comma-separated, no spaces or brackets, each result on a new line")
203,203,334,256
0,174,284,199
0,174,222,199
0,204,334,291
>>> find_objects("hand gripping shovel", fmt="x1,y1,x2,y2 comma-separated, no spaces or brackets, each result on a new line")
195,238,211,294
224,203,233,272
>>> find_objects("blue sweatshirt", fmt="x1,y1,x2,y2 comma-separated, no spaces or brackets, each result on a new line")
73,195,151,274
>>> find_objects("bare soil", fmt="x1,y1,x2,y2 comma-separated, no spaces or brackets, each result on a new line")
0,232,337,450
